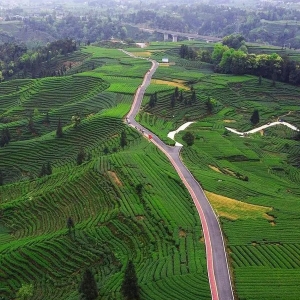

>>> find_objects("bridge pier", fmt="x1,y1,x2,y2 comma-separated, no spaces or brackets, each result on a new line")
172,34,178,42
163,33,168,41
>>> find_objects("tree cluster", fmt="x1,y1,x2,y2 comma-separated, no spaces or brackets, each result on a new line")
0,39,77,81
179,45,197,60
24,14,127,45
208,41,300,84
124,4,300,48
168,87,196,109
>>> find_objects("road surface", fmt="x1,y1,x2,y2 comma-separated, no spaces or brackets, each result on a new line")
121,49,234,300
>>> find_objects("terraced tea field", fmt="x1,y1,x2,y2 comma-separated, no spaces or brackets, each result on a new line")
0,45,211,299
138,43,300,299
1,40,300,299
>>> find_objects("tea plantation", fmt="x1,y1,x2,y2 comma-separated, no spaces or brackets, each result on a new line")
0,45,210,299
139,42,300,300
1,41,300,300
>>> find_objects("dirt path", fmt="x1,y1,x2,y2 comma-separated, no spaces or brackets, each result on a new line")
226,120,299,136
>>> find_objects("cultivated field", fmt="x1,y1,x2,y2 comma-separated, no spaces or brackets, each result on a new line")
0,45,210,299
138,42,300,299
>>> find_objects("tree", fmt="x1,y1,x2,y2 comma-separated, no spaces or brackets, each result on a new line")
182,131,195,146
39,163,47,178
191,90,196,103
179,44,188,58
46,161,52,175
79,269,98,300
212,43,229,65
205,97,213,114
148,94,155,108
174,87,179,99
179,90,183,102
120,131,127,149
103,146,109,155
135,183,143,198
230,50,247,75
28,117,35,134
77,148,85,165
67,217,75,235
222,34,245,50
250,109,260,125
56,118,63,138
121,261,140,300
154,92,158,104
0,128,11,147
170,93,175,108
0,170,3,186
184,96,188,106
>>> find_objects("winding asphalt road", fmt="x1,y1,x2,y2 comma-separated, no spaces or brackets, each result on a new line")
122,50,234,300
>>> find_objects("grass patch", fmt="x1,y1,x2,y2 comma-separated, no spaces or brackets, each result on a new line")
205,191,272,221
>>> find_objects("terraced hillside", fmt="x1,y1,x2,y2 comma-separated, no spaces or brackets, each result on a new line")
0,46,210,299
137,42,300,300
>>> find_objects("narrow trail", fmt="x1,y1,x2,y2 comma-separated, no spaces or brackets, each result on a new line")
226,120,299,136
121,49,234,300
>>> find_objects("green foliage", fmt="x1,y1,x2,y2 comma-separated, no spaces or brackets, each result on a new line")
79,269,98,300
0,128,11,147
39,163,47,178
71,114,81,128
135,183,143,198
170,93,175,108
148,94,156,108
28,117,35,134
182,132,195,146
77,148,85,165
16,284,33,300
222,34,246,50
250,109,260,125
205,97,213,114
67,217,75,236
179,45,197,60
56,118,63,138
120,130,127,149
121,261,140,300
212,43,229,65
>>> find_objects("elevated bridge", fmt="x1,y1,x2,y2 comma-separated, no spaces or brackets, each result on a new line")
137,26,222,43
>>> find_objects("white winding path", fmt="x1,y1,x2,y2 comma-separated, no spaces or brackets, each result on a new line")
167,121,195,146
226,121,299,136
